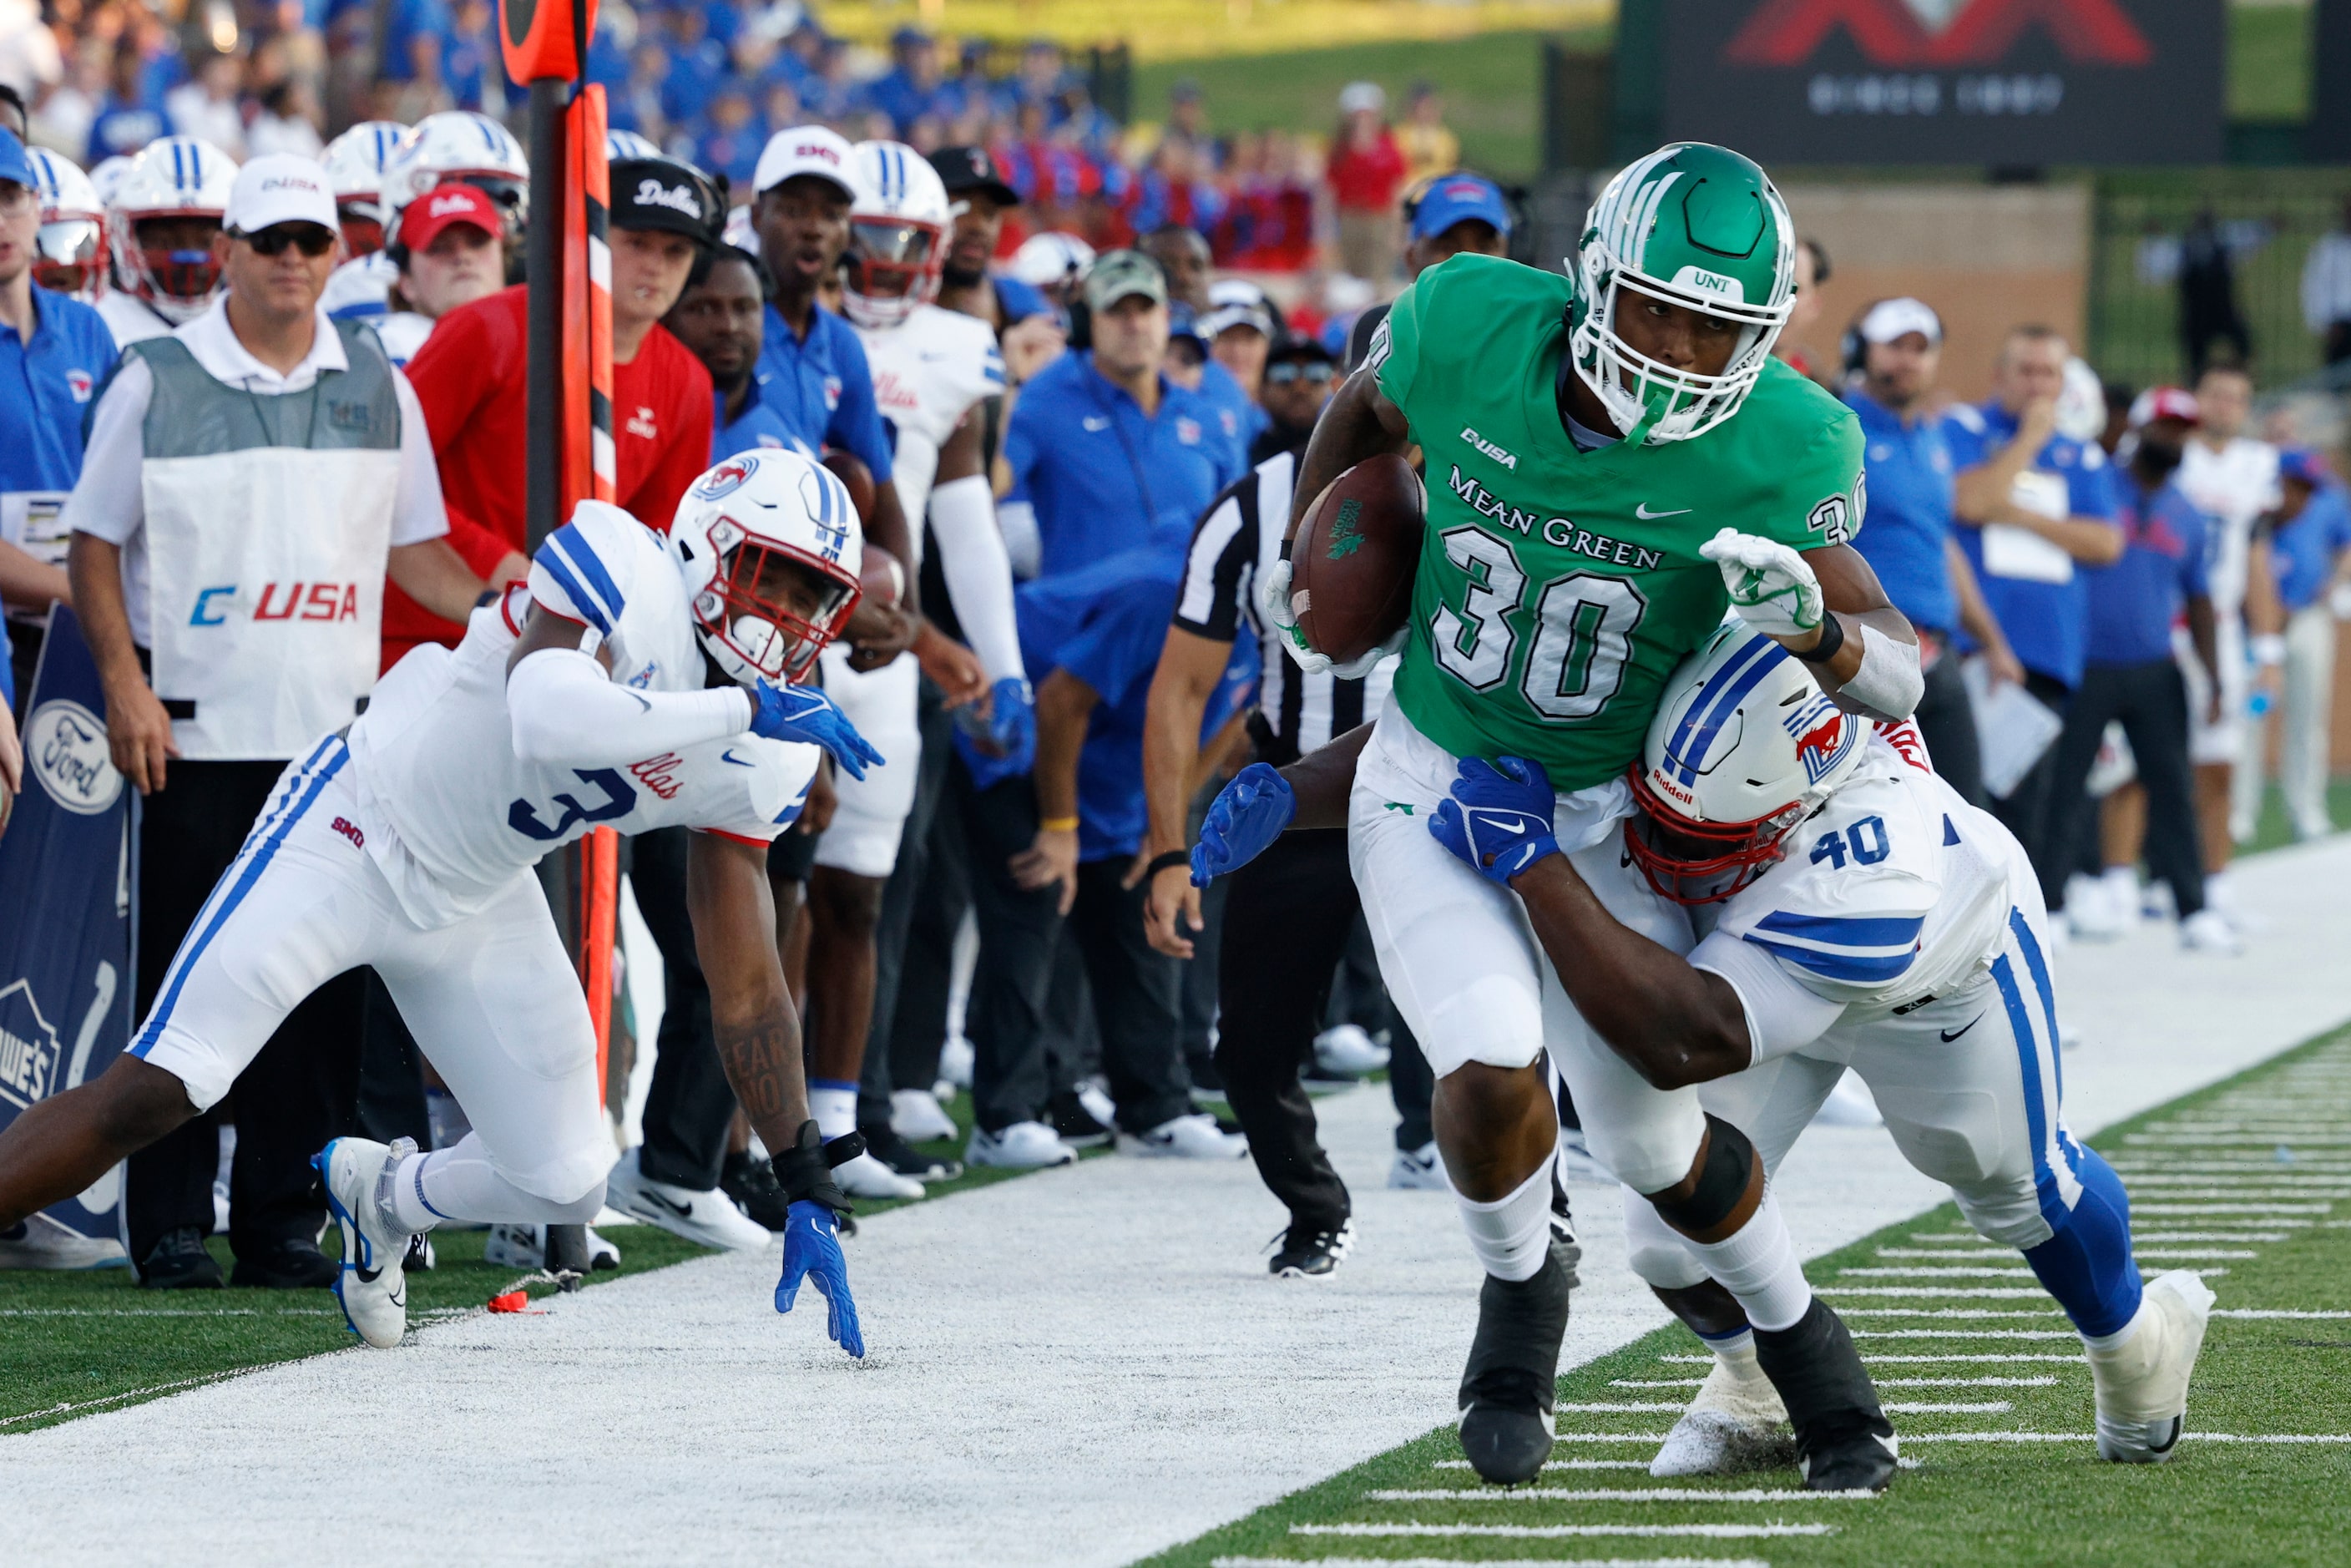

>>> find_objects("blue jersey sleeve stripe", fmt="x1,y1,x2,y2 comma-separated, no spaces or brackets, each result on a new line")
534,549,611,634
1753,909,1925,948
549,524,628,625
1745,933,1916,983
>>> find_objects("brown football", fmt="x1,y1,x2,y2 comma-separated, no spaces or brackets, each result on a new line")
1289,453,1425,665
822,450,877,524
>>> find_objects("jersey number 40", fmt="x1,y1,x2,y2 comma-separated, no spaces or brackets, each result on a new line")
1432,527,1649,721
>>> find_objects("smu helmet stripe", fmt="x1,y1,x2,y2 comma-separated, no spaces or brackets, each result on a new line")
1665,635,1788,785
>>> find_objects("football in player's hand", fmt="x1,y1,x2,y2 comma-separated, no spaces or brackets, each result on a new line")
822,451,877,525
1290,454,1424,665
860,552,905,609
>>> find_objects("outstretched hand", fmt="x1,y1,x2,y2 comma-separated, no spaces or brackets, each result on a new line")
750,680,887,780
776,1201,864,1358
1191,761,1296,886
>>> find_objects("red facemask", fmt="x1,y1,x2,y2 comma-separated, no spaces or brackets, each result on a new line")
1622,765,1806,906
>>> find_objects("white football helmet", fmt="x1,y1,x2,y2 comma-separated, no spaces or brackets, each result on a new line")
109,137,239,323
669,449,865,685
1009,230,1095,292
382,110,528,241
844,140,951,330
87,154,135,207
605,129,661,162
1626,624,1868,904
323,119,410,255
27,149,106,300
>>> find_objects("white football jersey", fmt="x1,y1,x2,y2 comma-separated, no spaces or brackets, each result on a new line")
2177,436,2279,616
855,302,1004,556
346,503,818,927
96,288,176,347
1698,734,2019,1015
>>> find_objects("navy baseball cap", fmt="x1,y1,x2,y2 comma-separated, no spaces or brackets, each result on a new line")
2280,447,2332,487
0,128,33,191
1411,172,1510,242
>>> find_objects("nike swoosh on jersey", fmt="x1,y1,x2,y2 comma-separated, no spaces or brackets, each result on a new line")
625,690,650,711
1940,1014,1986,1042
722,749,757,767
1636,503,1693,519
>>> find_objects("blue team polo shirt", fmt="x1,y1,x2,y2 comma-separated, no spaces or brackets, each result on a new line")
1015,534,1259,862
1001,351,1247,581
2271,484,2351,612
710,370,802,463
2086,478,2210,670
755,301,895,482
992,273,1049,326
1844,387,1957,634
1943,401,2119,690
0,286,118,493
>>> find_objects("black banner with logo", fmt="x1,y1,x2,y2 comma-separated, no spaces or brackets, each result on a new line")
1662,0,2224,164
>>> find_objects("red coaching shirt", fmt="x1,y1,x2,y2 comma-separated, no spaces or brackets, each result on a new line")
386,283,715,668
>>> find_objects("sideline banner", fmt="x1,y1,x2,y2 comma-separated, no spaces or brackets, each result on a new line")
0,604,135,1247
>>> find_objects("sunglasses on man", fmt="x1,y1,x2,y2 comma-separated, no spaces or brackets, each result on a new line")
1263,361,1335,387
240,223,339,258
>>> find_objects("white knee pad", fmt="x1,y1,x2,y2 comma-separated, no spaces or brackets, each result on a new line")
1952,1185,2055,1252
1622,1187,1710,1290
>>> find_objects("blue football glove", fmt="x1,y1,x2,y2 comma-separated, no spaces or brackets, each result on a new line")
1191,761,1296,886
750,680,887,781
775,1200,864,1358
1428,755,1562,886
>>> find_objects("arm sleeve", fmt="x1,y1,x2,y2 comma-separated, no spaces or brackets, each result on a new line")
928,472,1025,680
387,368,451,548
1170,478,1252,642
824,326,895,483
507,647,753,766
1687,929,1851,1063
58,357,154,546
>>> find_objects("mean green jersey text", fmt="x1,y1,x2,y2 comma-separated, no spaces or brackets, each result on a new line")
1371,253,1865,790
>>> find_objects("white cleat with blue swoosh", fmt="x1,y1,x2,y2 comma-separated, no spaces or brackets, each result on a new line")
315,1136,419,1348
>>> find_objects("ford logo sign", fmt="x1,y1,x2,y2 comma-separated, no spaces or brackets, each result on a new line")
27,700,124,816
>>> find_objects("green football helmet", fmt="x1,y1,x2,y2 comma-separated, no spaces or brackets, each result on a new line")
1570,143,1797,444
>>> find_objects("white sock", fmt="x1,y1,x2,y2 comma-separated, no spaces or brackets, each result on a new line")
809,1080,859,1142
2101,866,2136,903
1456,1159,1555,1283
398,1135,602,1227
2081,1308,2146,1355
1706,1327,1759,1366
1681,1186,1813,1333
2203,871,2232,912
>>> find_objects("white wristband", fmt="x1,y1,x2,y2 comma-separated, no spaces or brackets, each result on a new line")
1836,625,1924,721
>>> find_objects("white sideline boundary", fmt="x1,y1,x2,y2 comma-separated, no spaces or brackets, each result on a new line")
8,837,2351,1565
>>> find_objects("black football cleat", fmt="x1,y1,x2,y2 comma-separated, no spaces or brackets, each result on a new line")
138,1227,225,1290
1457,1242,1575,1485
1752,1297,1899,1492
230,1236,340,1289
1268,1218,1356,1278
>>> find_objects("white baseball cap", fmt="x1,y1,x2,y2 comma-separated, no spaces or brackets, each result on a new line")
753,125,858,199
225,154,340,236
1856,296,1942,346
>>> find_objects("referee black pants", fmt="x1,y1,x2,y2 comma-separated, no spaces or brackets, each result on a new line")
1214,829,1359,1232
128,760,362,1269
2043,658,2204,919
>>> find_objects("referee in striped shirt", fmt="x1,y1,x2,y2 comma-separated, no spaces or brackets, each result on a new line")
1135,364,1434,1277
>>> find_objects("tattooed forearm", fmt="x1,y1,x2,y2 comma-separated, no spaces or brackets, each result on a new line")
713,1014,811,1152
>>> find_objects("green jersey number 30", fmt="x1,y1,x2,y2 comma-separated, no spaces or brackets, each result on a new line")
1430,526,1650,721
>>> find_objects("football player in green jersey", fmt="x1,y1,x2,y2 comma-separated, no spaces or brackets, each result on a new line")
1265,144,1923,1489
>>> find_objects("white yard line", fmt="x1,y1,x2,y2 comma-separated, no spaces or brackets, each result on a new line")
1214,1558,1774,1568
1363,1487,1878,1503
1293,1522,1839,1540
6,838,2350,1567
1902,1432,2351,1444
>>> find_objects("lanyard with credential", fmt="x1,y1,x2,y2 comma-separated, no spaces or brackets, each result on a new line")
1084,369,1157,524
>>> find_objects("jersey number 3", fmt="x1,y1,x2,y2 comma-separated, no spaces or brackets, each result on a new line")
509,768,639,841
1430,526,1648,721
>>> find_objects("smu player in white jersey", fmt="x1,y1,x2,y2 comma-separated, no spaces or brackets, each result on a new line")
1420,626,2214,1474
0,450,887,1356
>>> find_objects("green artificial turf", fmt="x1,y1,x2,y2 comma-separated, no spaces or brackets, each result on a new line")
1141,1025,2351,1567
